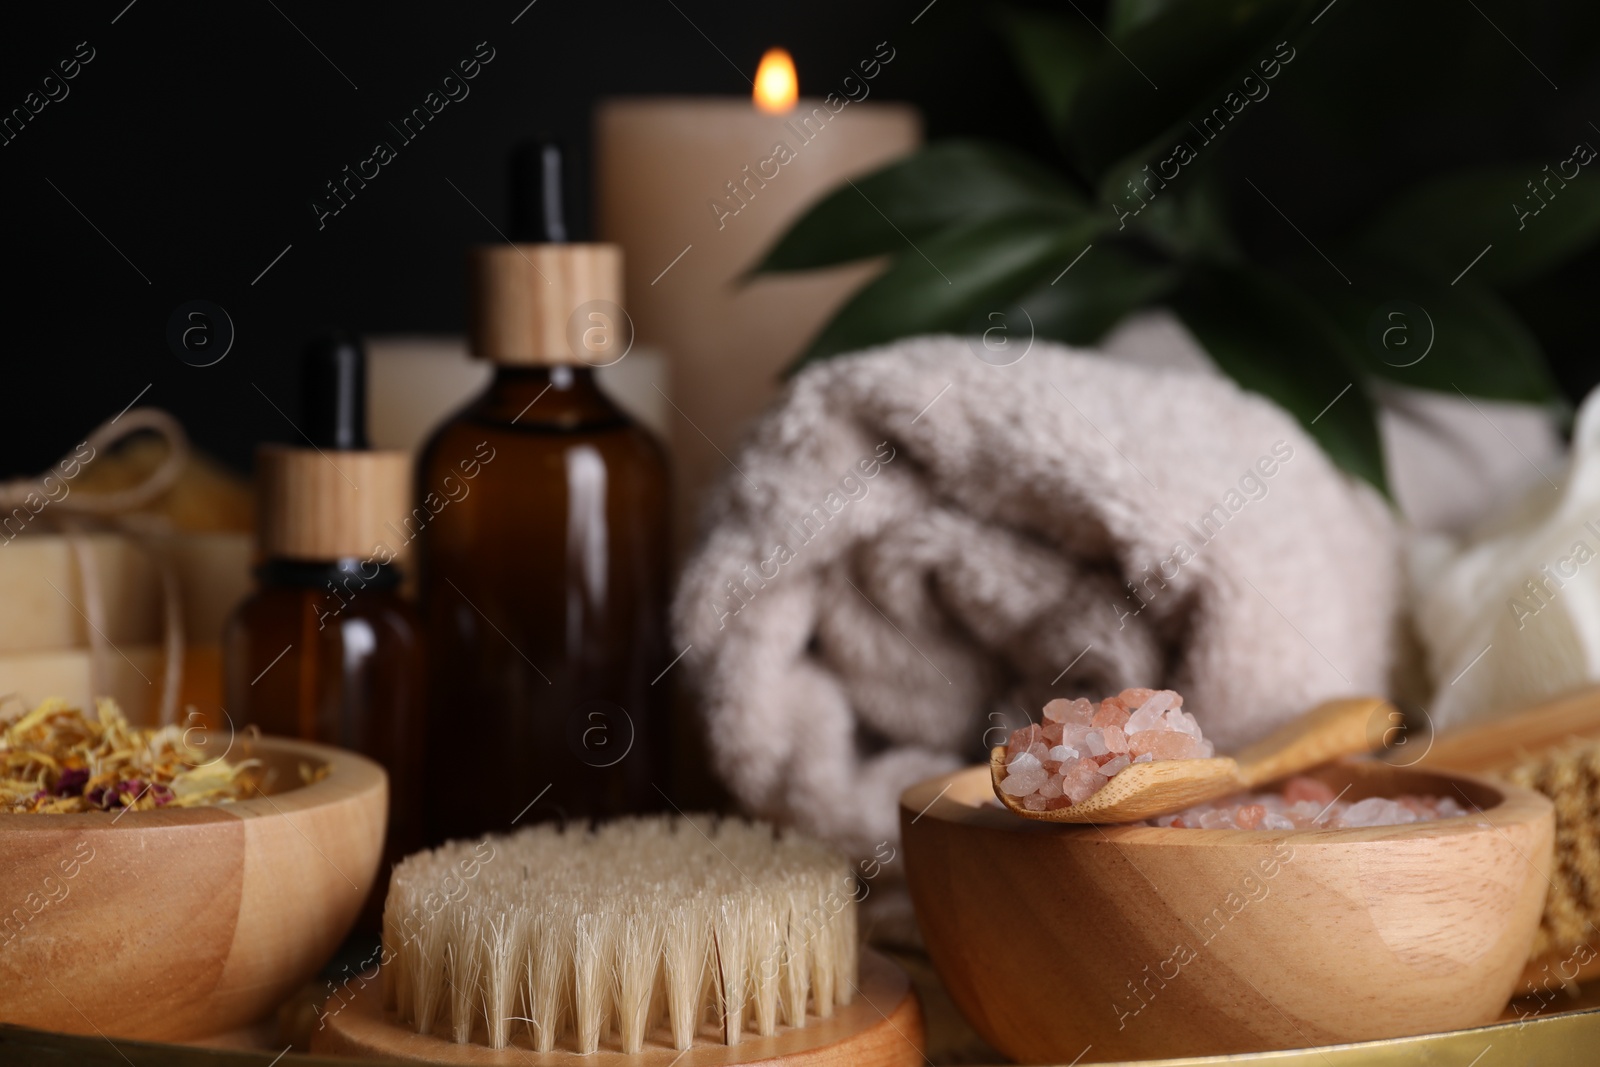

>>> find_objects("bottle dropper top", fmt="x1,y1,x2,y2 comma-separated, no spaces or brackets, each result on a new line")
256,331,410,562
508,139,580,244
302,330,368,450
471,138,621,365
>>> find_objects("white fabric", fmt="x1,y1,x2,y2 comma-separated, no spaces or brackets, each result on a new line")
1412,387,1600,731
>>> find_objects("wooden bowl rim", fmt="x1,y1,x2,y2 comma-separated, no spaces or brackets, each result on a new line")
0,734,387,832
901,760,1552,846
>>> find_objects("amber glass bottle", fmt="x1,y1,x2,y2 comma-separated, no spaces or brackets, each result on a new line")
223,334,424,931
416,148,671,844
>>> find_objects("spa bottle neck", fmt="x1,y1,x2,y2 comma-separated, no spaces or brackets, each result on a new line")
477,364,628,429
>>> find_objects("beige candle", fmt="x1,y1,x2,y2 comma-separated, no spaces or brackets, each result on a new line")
596,51,921,552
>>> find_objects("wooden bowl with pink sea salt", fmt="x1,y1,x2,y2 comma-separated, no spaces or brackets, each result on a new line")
900,758,1553,1063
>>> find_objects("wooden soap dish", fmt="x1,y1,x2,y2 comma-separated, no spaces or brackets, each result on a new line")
312,946,924,1065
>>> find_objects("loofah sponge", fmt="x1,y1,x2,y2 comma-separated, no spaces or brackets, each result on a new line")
1504,741,1600,960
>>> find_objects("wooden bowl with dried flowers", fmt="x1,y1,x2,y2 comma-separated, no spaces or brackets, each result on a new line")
0,699,386,1041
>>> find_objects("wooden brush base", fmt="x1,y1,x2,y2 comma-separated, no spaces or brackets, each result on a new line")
311,947,923,1065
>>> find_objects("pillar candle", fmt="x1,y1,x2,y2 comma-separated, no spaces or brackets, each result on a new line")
596,86,921,553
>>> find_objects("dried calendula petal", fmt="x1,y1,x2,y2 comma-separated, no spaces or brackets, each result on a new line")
0,697,263,814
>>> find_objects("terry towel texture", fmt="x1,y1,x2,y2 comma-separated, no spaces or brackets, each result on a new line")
673,336,1400,860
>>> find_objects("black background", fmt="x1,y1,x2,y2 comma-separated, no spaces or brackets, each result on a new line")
3,0,1597,477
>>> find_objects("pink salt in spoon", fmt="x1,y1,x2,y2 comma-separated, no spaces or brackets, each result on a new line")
990,696,1392,824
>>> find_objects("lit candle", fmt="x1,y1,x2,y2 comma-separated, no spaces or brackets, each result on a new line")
596,48,921,551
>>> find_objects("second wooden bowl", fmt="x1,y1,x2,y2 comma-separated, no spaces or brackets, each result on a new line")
901,760,1552,1063
0,735,386,1042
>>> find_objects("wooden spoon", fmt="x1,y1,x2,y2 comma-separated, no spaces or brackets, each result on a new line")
990,696,1391,824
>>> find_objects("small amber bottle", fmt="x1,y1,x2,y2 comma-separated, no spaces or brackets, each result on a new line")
416,143,671,844
223,334,423,930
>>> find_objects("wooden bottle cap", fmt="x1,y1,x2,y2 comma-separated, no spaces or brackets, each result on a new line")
469,243,623,365
257,445,412,561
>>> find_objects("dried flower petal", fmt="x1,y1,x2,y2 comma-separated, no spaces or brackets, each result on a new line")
0,698,261,814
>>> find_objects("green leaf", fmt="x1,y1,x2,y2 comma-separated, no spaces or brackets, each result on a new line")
1358,158,1600,286
1012,243,1176,346
753,141,1084,274
1109,166,1242,260
789,212,1104,370
1297,254,1559,403
1106,0,1181,39
1065,0,1307,179
1168,265,1388,493
995,7,1102,134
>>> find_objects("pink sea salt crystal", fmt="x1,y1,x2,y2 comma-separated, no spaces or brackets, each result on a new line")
1043,698,1096,725
1001,751,1046,794
1001,687,1210,811
1287,800,1328,826
1164,709,1202,740
1001,770,1047,798
1097,755,1131,777
1061,761,1105,803
1127,691,1179,733
1284,776,1336,806
1147,784,1466,830
1006,724,1042,761
1060,723,1094,749
1340,797,1416,827
1434,796,1468,818
1092,702,1131,729
1128,730,1199,761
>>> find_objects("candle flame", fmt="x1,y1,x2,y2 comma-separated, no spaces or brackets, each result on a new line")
753,48,798,114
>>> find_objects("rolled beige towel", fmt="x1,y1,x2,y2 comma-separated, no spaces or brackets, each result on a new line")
673,336,1400,861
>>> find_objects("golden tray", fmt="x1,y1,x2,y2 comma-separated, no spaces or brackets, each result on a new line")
1,942,1597,1065
3,996,1599,1065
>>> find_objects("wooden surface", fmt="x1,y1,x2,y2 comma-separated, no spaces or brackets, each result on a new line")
0,735,386,1042
257,445,413,561
907,761,1553,1063
468,244,623,365
312,946,924,1065
991,697,1389,824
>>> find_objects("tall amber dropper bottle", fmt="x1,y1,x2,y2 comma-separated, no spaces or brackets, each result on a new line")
223,332,424,931
416,142,671,844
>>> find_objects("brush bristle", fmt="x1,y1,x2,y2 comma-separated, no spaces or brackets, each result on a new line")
383,815,859,1052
